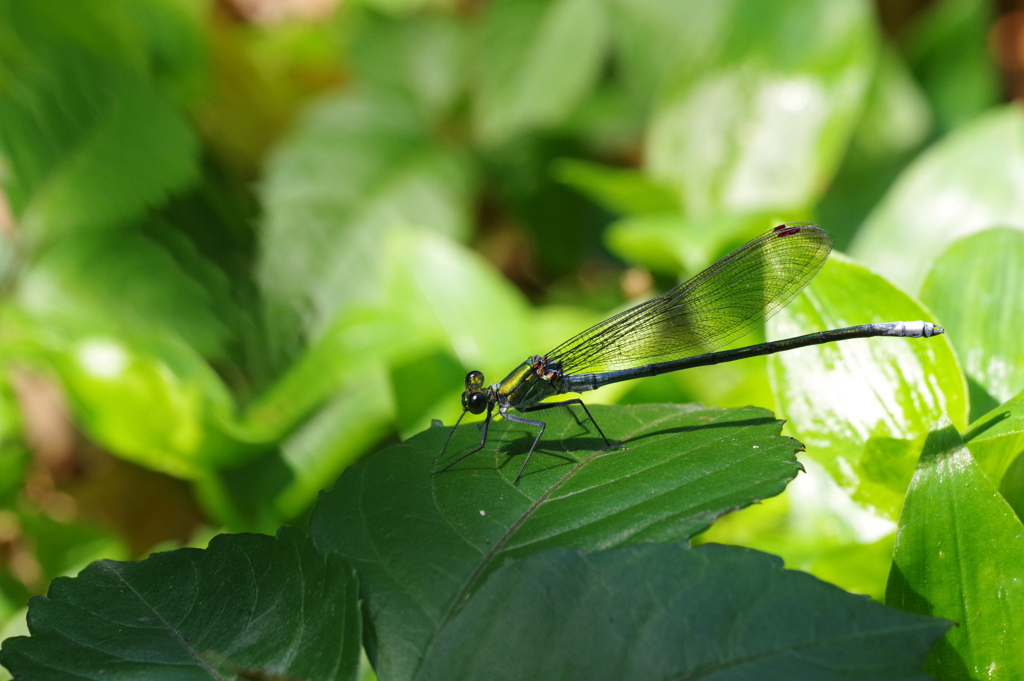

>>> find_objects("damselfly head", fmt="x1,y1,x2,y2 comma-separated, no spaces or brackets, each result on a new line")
461,371,488,414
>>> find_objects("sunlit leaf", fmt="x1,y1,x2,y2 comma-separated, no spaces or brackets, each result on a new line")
767,254,968,518
604,213,769,277
887,421,1024,679
999,448,1024,528
310,404,803,680
553,159,680,216
963,389,1024,486
472,0,609,145
629,0,876,217
48,336,238,479
273,366,395,521
244,228,534,516
18,230,234,359
852,105,1024,293
0,528,361,681
258,89,474,360
358,0,456,15
417,543,947,681
605,0,730,107
248,228,530,441
920,228,1024,409
817,45,933,248
349,10,465,121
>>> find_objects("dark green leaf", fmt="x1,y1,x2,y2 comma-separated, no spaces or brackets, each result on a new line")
852,105,1024,293
418,543,948,681
768,255,968,518
903,0,1001,134
472,0,609,145
310,403,803,681
0,377,28,503
887,421,1024,678
920,228,1024,406
0,528,360,681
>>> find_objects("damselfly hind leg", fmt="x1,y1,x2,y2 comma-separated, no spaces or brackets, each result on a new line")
520,399,615,451
505,399,623,483
501,412,547,485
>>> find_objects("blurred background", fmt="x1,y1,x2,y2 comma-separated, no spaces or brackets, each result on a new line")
1,0,1023,648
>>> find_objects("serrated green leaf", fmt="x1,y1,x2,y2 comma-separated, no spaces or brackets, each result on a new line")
0,528,361,681
472,0,609,145
767,254,967,518
852,105,1024,293
0,39,199,237
638,0,876,217
309,403,803,681
887,421,1024,679
418,543,947,681
963,389,1024,486
920,229,1024,407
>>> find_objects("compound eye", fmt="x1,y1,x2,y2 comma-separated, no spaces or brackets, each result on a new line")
465,370,485,390
466,392,488,415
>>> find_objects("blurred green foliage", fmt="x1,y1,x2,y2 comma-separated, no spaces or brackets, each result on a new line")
1,0,1023,677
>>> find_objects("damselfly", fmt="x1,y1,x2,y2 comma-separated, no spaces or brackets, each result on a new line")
436,222,943,484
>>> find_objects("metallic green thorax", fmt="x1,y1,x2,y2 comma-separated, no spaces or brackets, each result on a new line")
494,355,564,411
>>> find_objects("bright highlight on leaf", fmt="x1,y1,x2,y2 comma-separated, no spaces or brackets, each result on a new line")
853,106,1024,292
768,254,967,518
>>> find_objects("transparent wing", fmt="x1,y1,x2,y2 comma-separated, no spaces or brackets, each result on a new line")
547,223,833,374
